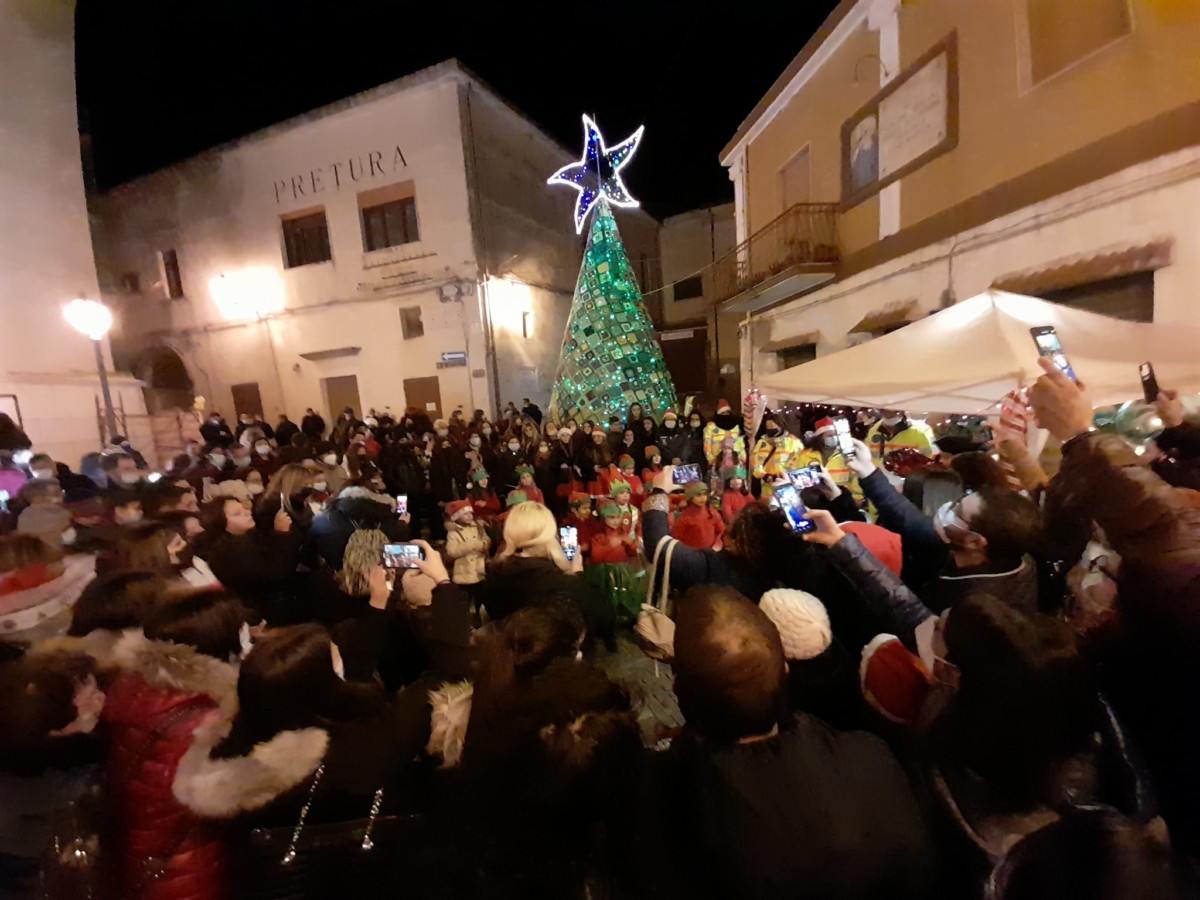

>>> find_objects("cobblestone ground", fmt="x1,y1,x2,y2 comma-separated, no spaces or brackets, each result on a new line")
595,632,683,746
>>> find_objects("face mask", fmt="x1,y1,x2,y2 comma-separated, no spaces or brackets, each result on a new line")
322,453,338,465
437,429,449,438
690,420,701,428
233,457,251,469
247,483,264,495
664,421,675,429
32,468,55,480
482,427,492,436
508,442,521,452
882,416,902,427
823,436,839,449
933,501,971,545
256,446,271,457
469,436,482,448
210,455,226,467
61,527,77,546
313,480,327,492
239,622,253,659
119,472,141,484
766,426,780,436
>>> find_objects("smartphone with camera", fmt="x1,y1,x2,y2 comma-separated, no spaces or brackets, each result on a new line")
395,494,408,517
1030,326,1078,382
381,542,424,569
672,463,701,485
834,417,857,458
559,525,579,561
1140,362,1159,405
772,483,814,534
787,467,821,490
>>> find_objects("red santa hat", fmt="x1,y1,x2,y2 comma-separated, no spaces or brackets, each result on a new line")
759,589,831,661
446,500,473,522
716,399,733,414
840,522,903,576
662,409,678,420
813,417,836,436
859,634,934,725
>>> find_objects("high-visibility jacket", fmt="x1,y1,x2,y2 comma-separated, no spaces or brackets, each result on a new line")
751,433,804,495
794,446,863,504
703,421,744,465
865,421,937,465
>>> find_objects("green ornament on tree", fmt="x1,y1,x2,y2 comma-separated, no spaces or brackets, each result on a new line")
549,198,678,425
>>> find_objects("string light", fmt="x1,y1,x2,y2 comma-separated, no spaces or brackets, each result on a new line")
547,114,645,234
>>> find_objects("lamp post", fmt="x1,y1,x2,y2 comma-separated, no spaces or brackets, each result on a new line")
64,298,118,442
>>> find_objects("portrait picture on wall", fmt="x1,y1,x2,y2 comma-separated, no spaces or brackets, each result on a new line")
841,32,959,209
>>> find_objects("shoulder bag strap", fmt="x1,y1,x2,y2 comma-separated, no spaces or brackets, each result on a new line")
645,534,677,612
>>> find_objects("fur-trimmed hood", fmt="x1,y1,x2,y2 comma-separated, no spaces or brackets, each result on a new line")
108,629,240,716
32,626,139,671
427,680,473,768
173,715,328,819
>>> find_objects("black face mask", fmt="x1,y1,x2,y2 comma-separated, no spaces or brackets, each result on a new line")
173,546,196,570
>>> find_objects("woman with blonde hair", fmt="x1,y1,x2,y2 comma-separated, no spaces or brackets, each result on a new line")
480,501,615,650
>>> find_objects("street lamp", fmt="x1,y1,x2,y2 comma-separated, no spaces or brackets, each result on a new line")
63,298,118,441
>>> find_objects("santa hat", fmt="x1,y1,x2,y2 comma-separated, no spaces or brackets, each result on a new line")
840,522,903,576
859,634,934,725
716,399,733,414
813,417,836,436
618,454,635,468
505,491,529,508
609,480,632,497
759,589,832,661
471,469,490,484
644,445,661,460
597,499,621,517
568,491,592,507
514,464,534,478
557,427,573,439
684,481,708,499
662,409,678,421
446,500,472,521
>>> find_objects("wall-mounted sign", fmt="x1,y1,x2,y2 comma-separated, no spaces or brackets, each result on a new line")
841,33,958,209
437,351,468,369
273,145,408,204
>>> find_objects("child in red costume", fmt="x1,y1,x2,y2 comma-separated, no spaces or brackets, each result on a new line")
585,498,640,622
609,481,640,541
467,469,502,524
720,467,754,524
564,491,599,559
514,465,545,505
672,481,725,550
615,455,644,508
642,445,663,486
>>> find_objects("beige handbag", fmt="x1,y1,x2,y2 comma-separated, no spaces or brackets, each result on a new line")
635,535,677,658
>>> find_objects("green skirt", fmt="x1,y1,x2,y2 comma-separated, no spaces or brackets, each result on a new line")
583,562,644,624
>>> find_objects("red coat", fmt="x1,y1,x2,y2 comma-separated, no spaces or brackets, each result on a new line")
616,472,645,507
517,483,545,505
590,524,638,563
641,466,663,489
721,489,755,524
101,632,238,900
672,504,726,550
469,488,502,522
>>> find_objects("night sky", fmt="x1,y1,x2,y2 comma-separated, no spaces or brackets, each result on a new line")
76,0,839,219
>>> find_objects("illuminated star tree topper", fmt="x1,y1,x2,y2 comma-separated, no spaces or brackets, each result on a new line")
547,114,645,234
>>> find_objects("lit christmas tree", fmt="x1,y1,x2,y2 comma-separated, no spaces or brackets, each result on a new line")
546,116,678,424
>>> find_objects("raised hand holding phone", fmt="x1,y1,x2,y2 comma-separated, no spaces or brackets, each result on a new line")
1029,357,1094,442
801,509,846,547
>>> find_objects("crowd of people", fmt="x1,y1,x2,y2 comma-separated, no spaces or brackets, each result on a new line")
0,359,1198,899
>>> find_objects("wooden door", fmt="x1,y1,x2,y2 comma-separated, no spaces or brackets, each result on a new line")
322,375,362,420
231,382,263,420
780,147,812,210
658,327,708,395
403,376,442,419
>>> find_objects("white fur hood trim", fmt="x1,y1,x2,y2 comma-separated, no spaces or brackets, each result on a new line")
108,629,239,716
427,680,473,769
173,716,329,819
32,626,139,670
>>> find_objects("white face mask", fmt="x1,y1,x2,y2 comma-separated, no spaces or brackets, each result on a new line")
247,483,264,495
32,468,55,480
119,471,141,484
664,420,676,429
508,442,521,452
469,436,482,448
61,527,77,546
933,501,971,545
210,455,226,467
239,622,253,659
823,436,839,449
882,416,902,427
437,429,449,438
233,457,251,469
322,453,338,465
482,427,492,436
312,480,327,492
256,446,271,457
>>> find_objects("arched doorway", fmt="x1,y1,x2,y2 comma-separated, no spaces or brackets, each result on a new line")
132,345,194,412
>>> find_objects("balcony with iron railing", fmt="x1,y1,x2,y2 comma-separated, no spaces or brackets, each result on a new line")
711,202,840,312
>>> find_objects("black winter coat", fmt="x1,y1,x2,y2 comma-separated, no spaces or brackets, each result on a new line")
476,556,615,649
300,413,326,440
274,418,300,447
308,490,409,571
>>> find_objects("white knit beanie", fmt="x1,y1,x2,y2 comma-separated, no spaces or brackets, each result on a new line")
759,588,832,661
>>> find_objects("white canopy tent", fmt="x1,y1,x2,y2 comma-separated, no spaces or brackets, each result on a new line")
757,290,1200,414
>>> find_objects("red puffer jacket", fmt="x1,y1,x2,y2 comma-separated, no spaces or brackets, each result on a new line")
102,632,239,900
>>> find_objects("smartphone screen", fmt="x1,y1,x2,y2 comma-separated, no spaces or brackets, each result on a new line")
1140,362,1159,405
559,525,579,561
395,494,408,517
773,483,814,534
381,542,424,569
787,467,820,490
673,463,701,485
1030,326,1078,382
834,417,856,458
